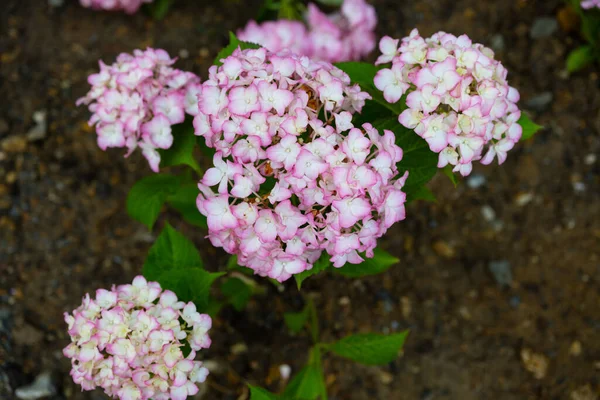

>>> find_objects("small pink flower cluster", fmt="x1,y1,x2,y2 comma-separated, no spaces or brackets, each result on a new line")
77,48,201,172
194,48,408,282
79,0,152,13
237,0,377,63
63,276,211,400
581,0,600,8
374,30,522,176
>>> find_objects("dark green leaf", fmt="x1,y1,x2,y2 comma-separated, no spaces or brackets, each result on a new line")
284,306,310,334
249,385,279,400
518,114,543,141
406,185,436,203
126,174,180,230
159,121,201,172
333,248,400,278
325,331,409,365
295,253,332,289
155,268,224,311
441,165,458,188
334,62,405,115
316,0,343,5
214,32,261,66
567,45,595,73
146,0,174,20
372,118,438,197
220,277,252,311
167,183,207,229
283,348,326,400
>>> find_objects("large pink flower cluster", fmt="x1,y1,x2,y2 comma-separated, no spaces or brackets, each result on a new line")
194,48,408,282
79,0,153,13
63,276,211,400
237,0,377,63
581,0,600,8
77,48,201,172
374,29,522,176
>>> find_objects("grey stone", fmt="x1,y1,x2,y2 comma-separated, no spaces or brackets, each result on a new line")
530,17,558,39
526,92,553,112
15,372,56,400
489,260,513,286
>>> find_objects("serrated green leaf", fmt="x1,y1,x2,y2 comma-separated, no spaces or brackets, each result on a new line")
167,183,207,229
372,118,438,197
214,32,261,66
567,45,595,73
249,385,279,400
295,253,332,289
159,120,201,172
284,306,310,334
142,224,222,311
143,223,203,280
518,114,543,141
126,174,181,230
406,185,436,203
334,62,404,115
220,277,252,311
333,248,400,278
325,331,409,365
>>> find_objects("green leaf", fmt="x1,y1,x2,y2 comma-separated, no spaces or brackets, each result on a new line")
284,306,310,334
325,331,409,365
146,0,174,20
441,165,458,188
214,32,261,66
167,183,207,229
518,114,543,141
316,0,343,5
249,385,279,400
159,121,201,172
295,253,332,289
567,45,595,73
220,277,252,311
372,118,438,196
333,248,400,278
126,174,180,230
142,224,223,311
406,185,436,203
334,62,404,115
283,348,326,400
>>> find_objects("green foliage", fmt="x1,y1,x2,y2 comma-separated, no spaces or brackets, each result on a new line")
159,121,201,172
334,62,405,115
283,348,326,400
214,32,262,66
249,385,280,400
166,182,207,229
315,0,343,5
407,185,436,203
441,165,458,188
325,331,409,365
146,0,174,20
127,174,181,230
220,277,252,311
284,305,310,334
567,45,595,73
142,224,223,311
295,254,332,289
371,118,438,195
333,248,400,278
518,114,543,141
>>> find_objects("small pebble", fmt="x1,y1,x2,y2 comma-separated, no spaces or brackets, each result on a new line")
481,205,496,222
15,372,56,400
514,192,534,207
584,154,597,165
569,340,582,356
530,17,558,39
466,174,486,189
520,348,549,379
338,296,350,306
230,343,248,355
570,385,597,400
279,364,291,381
432,241,455,259
379,370,394,385
509,296,521,308
489,260,512,286
526,92,553,112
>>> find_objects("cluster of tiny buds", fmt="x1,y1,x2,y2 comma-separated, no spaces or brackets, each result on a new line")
194,47,408,282
77,48,201,172
238,0,376,63
63,276,211,400
79,0,153,13
374,29,522,176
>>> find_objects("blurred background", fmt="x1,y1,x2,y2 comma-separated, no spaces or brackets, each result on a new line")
1,0,599,399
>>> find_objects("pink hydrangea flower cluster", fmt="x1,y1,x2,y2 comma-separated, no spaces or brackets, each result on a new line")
374,29,522,176
581,0,600,8
77,48,201,172
194,47,408,282
79,0,153,13
237,0,377,63
63,276,211,400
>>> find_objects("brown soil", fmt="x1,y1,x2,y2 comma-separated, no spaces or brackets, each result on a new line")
1,0,599,399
